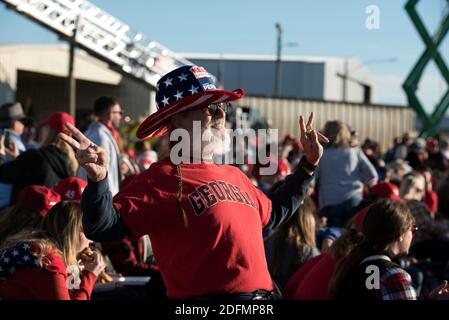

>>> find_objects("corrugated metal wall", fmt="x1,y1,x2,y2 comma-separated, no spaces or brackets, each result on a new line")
235,96,416,151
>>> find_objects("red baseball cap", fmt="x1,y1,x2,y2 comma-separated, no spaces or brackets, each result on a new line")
54,177,87,201
41,112,75,133
17,185,61,217
370,182,401,201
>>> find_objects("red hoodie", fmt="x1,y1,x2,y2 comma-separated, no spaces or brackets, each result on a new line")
0,241,97,300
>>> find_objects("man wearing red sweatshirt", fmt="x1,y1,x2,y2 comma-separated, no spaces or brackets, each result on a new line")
60,65,328,300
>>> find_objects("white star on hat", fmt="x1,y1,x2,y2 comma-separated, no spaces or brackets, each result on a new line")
11,250,19,257
163,77,173,87
162,96,170,106
178,73,188,82
174,90,183,100
22,255,30,262
189,85,199,94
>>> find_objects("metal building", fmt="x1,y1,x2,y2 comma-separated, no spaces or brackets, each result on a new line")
182,53,375,104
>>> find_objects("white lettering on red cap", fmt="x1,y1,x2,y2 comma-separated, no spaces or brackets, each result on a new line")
190,66,209,79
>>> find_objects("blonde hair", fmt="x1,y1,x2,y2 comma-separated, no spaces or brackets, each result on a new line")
270,197,317,277
2,201,83,269
323,121,352,149
399,172,426,201
39,125,78,175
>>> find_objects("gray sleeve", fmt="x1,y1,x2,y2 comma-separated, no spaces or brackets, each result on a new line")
356,148,378,185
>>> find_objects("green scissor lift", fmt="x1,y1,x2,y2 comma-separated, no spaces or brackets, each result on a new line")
403,0,449,138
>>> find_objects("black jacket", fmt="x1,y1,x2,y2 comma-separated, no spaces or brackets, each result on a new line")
0,145,74,203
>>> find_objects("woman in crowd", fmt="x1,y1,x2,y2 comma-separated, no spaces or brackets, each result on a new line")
0,185,60,245
284,208,366,300
400,172,448,244
329,199,449,300
400,172,449,282
0,201,104,300
0,112,77,203
265,196,320,290
315,120,378,227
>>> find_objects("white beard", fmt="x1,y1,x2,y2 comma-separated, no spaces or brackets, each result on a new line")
202,122,231,158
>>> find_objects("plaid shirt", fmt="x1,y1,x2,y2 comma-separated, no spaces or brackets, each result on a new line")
380,267,417,300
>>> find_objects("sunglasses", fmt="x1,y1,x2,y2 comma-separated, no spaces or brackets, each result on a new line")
411,224,418,236
204,103,231,115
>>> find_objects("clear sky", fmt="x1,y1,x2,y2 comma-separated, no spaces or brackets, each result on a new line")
0,0,447,111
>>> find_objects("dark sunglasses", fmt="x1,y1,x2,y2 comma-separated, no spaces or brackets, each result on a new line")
205,103,231,115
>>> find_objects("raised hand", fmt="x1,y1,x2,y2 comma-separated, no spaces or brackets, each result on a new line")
0,135,19,159
83,251,106,277
299,112,329,166
429,280,449,300
58,122,108,182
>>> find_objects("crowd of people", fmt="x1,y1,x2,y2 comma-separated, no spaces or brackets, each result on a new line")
0,64,449,300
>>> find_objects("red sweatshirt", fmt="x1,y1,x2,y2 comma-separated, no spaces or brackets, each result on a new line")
292,253,337,300
113,158,273,298
284,254,324,299
0,242,97,300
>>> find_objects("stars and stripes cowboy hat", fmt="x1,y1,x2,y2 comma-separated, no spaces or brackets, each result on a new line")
136,65,244,139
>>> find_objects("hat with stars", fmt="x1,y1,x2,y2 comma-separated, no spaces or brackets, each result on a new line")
136,65,244,139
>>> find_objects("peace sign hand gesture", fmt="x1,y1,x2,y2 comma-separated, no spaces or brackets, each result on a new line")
58,122,108,182
299,112,329,166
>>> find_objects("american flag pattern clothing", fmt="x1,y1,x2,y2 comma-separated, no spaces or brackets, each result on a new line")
0,242,38,280
136,65,244,139
156,66,220,110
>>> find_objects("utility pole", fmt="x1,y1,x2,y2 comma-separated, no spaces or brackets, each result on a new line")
66,16,79,120
217,52,225,89
337,57,396,103
275,23,282,97
342,58,348,102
